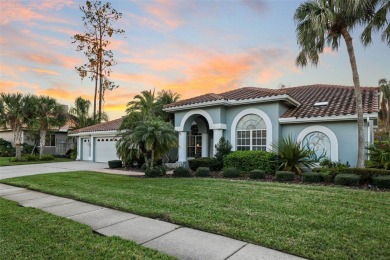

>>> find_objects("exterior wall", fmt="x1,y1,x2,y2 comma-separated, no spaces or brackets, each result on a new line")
281,121,369,167
0,131,14,144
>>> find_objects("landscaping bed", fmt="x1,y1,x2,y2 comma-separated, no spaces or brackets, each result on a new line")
2,171,389,260
0,197,173,259
0,156,73,167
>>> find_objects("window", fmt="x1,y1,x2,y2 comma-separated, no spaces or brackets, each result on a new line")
45,134,56,147
302,131,331,161
187,124,202,157
236,114,266,151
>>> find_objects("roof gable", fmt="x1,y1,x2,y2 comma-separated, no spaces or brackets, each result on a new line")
69,117,124,135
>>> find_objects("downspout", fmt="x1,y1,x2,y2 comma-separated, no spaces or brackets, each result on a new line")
367,116,370,160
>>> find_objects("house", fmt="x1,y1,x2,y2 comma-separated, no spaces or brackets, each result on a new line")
68,117,123,163
162,84,379,167
0,121,74,155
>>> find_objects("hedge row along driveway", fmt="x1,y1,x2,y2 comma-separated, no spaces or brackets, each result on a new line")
2,172,389,260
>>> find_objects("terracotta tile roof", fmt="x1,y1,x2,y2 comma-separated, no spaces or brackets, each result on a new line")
164,84,379,118
69,117,124,135
281,84,379,118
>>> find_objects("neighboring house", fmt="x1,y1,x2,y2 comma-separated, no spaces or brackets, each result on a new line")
68,118,123,163
0,121,74,155
163,84,379,167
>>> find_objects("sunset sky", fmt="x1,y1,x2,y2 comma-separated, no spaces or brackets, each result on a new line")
1,0,389,119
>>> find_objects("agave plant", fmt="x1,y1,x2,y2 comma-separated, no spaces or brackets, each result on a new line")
272,136,316,174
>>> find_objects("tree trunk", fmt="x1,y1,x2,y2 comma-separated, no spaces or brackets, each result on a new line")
13,127,22,160
39,129,47,159
341,28,364,168
93,62,98,123
97,15,103,123
150,149,154,169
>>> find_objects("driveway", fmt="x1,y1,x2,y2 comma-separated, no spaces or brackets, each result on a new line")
0,161,108,180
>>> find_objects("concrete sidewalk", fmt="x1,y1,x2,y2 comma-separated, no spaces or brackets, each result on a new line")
0,183,303,260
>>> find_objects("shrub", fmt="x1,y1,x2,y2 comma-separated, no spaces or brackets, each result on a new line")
320,171,333,183
145,166,166,178
301,172,322,183
334,174,360,186
313,167,390,183
214,137,232,167
372,176,390,189
195,167,210,177
108,160,123,169
188,157,222,171
222,167,241,178
0,138,15,157
249,170,266,179
24,154,38,161
21,143,36,155
39,154,54,161
141,162,148,172
365,136,390,169
173,166,191,178
275,171,295,182
9,157,27,162
224,150,276,173
319,159,350,169
272,135,315,174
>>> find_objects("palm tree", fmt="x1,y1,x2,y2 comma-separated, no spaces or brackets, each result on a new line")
294,0,376,168
379,78,390,132
130,119,178,169
156,90,181,123
361,0,390,46
31,96,67,158
126,89,158,119
0,93,34,159
69,96,109,130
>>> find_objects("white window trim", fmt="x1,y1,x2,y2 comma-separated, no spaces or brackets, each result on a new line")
175,109,226,132
236,129,267,151
231,108,273,151
296,125,338,162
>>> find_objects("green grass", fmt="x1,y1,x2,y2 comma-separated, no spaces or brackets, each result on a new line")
2,172,390,260
0,157,73,166
0,198,174,259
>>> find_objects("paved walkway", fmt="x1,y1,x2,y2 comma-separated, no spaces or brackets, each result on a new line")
0,183,303,260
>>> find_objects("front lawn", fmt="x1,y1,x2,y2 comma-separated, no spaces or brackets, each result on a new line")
0,198,173,259
2,172,389,259
0,157,73,166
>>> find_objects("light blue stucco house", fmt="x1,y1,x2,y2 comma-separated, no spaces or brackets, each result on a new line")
163,84,379,167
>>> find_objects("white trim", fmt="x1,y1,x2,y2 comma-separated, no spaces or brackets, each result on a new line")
230,108,273,151
279,113,378,124
297,125,338,162
175,109,226,132
164,95,300,112
68,130,119,137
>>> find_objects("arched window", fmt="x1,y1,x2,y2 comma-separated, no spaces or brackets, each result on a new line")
236,114,266,151
302,131,331,161
187,123,202,157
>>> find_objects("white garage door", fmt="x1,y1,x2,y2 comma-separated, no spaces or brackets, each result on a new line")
94,137,119,163
81,138,90,161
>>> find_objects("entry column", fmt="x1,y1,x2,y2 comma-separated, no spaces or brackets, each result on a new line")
178,131,187,163
201,133,209,157
212,129,223,156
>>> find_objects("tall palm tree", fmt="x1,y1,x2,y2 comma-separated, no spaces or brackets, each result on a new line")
294,0,376,168
69,96,109,130
130,119,178,168
0,93,34,159
156,90,181,123
361,0,390,46
126,89,158,119
379,78,390,132
31,96,67,158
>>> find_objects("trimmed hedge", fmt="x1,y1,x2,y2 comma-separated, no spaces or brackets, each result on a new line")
334,174,360,186
249,170,266,180
195,167,210,177
188,157,222,171
301,172,322,183
372,176,390,189
275,171,295,182
108,160,122,169
224,150,275,173
222,168,240,178
313,167,390,183
145,166,166,178
173,167,191,178
39,154,55,161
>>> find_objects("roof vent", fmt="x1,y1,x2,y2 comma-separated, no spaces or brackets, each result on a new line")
313,101,328,107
